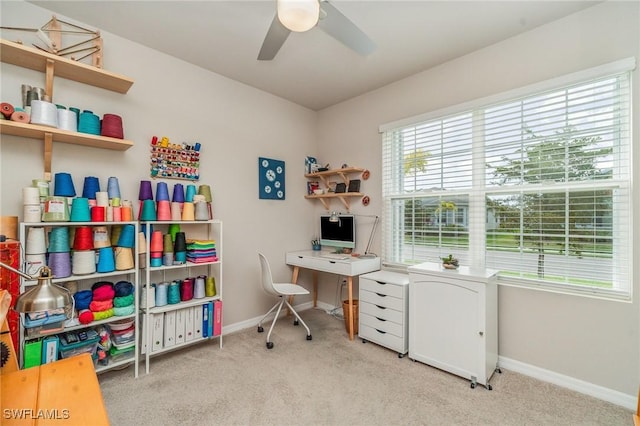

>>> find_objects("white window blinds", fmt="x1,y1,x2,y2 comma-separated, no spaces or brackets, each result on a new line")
381,59,634,298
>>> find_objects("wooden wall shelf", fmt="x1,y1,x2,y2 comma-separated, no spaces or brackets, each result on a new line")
305,166,369,211
0,39,133,94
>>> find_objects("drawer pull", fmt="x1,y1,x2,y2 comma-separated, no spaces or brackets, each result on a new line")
375,293,387,297
375,329,386,334
376,281,386,285
375,317,386,322
329,261,336,264
297,256,303,259
375,305,387,310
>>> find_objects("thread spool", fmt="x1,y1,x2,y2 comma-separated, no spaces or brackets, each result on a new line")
149,256,163,268
96,247,116,273
91,206,105,222
70,198,91,222
194,276,205,299
162,252,173,266
198,185,212,202
172,184,185,203
23,204,42,223
1,102,15,119
121,206,133,221
114,247,134,270
150,230,164,252
205,276,217,297
194,201,208,221
95,191,109,207
82,176,101,199
173,232,186,252
116,224,136,248
48,227,70,252
168,224,180,242
23,187,40,205
53,173,76,197
163,234,174,253
72,250,97,275
167,281,181,304
32,179,50,197
25,227,46,254
140,284,155,308
181,203,195,221
107,177,121,199
92,226,110,248
48,252,72,278
111,197,121,207
170,202,182,221
57,108,77,132
101,114,124,139
69,107,80,125
112,206,122,222
30,100,58,128
155,282,168,307
10,111,30,123
106,207,114,222
110,226,122,246
156,200,171,221
139,199,157,221
138,180,153,201
185,185,196,202
180,278,194,301
155,182,169,202
73,226,94,250
78,110,100,135
25,253,47,275
41,196,69,222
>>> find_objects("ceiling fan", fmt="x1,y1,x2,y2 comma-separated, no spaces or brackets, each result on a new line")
258,0,376,61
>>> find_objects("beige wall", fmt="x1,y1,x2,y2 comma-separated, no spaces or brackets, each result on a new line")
317,1,640,398
1,0,638,403
0,1,319,326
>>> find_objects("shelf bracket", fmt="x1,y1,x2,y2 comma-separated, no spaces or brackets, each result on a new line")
44,132,53,181
338,196,351,211
319,198,329,210
45,58,55,100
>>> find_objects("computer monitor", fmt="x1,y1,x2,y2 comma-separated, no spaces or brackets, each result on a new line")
320,214,356,250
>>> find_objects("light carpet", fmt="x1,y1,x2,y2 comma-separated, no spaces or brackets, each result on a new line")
98,308,633,425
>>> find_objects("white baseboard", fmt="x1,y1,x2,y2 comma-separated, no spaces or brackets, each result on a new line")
498,356,636,410
221,301,316,335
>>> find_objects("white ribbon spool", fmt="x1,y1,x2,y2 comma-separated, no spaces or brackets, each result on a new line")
22,187,40,205
30,100,58,128
57,108,77,132
23,204,42,223
72,250,97,275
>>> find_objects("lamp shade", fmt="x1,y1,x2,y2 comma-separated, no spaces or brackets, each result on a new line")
9,266,73,317
277,0,319,32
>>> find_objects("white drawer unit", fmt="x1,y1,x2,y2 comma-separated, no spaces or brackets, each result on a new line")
358,271,409,357
408,262,499,390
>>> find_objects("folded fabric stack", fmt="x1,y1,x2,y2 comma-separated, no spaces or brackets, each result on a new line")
113,281,135,316
186,239,218,263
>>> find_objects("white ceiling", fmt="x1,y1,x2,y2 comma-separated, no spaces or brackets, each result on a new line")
28,1,599,111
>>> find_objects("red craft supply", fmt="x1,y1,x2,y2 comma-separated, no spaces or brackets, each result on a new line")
1,102,15,119
78,309,95,324
92,285,115,302
91,206,105,222
100,113,124,139
151,136,158,145
73,226,94,250
10,111,30,123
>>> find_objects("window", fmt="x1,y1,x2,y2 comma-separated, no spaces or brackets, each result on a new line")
381,59,633,299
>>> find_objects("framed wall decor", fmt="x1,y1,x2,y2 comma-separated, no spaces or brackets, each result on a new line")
259,157,285,200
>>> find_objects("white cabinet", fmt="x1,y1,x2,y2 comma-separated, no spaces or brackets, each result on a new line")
408,262,499,389
140,220,222,374
358,271,409,357
19,221,140,376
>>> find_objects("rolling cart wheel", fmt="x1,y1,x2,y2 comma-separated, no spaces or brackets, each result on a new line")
306,335,312,341
266,342,274,349
398,353,404,358
294,319,299,326
470,383,476,389
257,326,264,333
362,339,367,344
496,367,502,374
487,384,493,391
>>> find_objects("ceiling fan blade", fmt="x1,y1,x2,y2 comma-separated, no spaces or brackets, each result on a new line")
258,14,291,61
317,1,375,56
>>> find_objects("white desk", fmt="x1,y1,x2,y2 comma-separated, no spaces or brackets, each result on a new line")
285,250,381,340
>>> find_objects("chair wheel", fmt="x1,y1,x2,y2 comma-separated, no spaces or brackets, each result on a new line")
306,335,312,341
294,319,299,326
257,326,264,333
266,341,274,349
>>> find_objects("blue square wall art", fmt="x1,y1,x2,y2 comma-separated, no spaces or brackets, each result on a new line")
258,157,285,200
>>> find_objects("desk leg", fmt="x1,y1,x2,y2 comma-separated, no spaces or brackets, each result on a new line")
312,270,318,307
347,277,354,341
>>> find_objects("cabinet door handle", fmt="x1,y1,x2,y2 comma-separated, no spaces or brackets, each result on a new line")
375,305,386,310
375,293,386,297
375,317,386,322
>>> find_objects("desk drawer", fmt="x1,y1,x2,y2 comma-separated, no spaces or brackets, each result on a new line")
359,323,407,354
360,277,405,298
360,300,404,324
359,312,403,336
286,254,352,275
359,289,404,311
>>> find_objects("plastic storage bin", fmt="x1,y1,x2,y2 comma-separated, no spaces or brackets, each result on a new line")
59,329,100,359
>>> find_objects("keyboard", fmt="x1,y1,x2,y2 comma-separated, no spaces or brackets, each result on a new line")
319,253,350,260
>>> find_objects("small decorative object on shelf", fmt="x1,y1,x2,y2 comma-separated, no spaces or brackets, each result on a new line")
442,254,459,269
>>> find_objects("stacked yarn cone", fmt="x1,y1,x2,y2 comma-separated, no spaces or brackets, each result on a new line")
22,185,42,223
24,227,47,276
94,226,115,273
48,227,72,279
101,114,124,139
149,230,163,267
114,224,135,271
137,180,214,222
72,226,96,275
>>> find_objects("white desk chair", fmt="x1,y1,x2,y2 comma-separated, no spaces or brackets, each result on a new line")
257,253,312,349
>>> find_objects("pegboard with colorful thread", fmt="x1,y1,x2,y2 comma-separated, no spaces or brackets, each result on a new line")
150,136,201,181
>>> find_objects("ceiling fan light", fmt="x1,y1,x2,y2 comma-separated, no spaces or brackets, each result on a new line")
277,0,319,32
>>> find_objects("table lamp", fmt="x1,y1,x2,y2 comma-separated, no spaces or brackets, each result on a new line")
0,262,73,318
328,211,379,258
